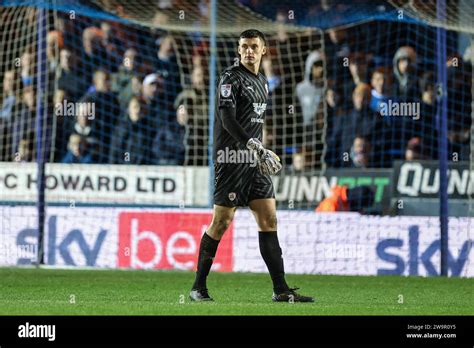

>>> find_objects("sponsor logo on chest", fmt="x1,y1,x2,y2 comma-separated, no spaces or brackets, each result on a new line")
252,102,266,116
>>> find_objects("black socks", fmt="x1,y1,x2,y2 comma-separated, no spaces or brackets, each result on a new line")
192,231,289,294
192,232,220,290
259,231,290,294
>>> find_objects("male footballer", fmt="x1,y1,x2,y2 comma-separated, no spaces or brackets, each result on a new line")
190,29,314,303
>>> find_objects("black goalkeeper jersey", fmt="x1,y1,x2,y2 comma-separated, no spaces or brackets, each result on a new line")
213,62,269,160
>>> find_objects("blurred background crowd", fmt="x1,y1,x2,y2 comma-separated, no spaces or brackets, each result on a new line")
0,0,472,170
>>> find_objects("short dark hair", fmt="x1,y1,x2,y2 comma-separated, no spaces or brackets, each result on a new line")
371,66,388,77
239,29,266,46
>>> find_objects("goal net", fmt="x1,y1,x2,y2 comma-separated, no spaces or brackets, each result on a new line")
0,0,472,277
0,1,325,269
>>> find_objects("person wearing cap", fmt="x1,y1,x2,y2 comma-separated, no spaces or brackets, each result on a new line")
142,73,160,105
142,72,167,126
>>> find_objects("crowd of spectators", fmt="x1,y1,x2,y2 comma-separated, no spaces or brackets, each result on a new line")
324,35,472,168
0,1,472,170
0,9,192,165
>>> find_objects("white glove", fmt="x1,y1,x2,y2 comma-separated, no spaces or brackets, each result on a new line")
246,138,282,175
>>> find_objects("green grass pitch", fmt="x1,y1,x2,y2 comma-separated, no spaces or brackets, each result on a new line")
0,268,473,315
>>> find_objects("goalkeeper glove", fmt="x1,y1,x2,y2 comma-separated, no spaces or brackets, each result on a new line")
246,138,282,175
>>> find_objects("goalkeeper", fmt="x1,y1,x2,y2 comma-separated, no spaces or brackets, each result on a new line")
190,29,313,303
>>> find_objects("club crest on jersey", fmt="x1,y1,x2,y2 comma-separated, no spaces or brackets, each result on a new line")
253,103,267,116
221,84,232,97
228,192,236,201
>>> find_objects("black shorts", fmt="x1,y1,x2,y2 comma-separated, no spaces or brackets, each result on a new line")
213,162,275,207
